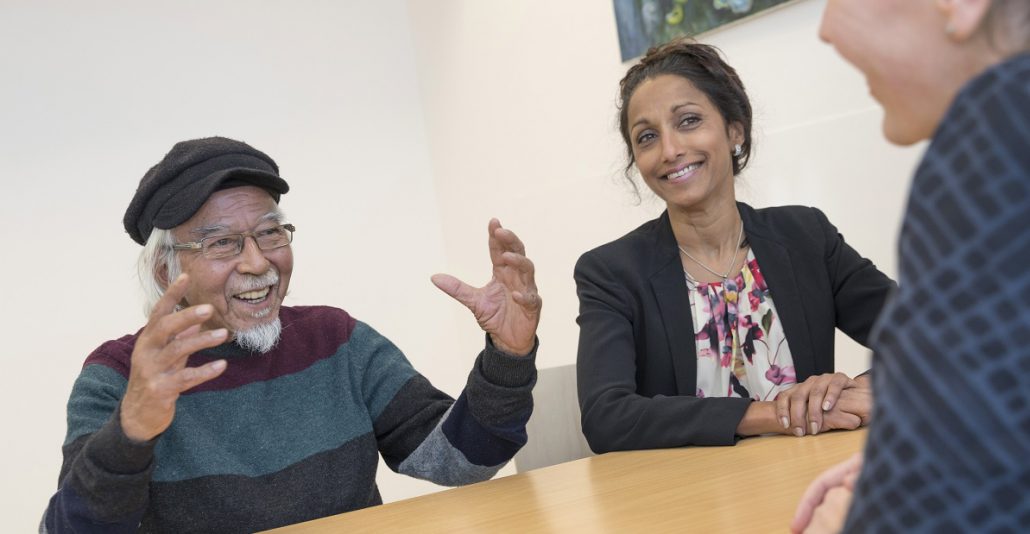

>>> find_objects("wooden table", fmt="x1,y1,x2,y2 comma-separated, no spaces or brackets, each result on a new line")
267,429,866,533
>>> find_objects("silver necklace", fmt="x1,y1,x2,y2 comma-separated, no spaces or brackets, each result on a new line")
678,221,745,282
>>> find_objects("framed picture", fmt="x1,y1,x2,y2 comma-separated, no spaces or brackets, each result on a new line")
613,0,796,61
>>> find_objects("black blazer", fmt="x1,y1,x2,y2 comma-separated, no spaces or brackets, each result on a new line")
574,203,895,453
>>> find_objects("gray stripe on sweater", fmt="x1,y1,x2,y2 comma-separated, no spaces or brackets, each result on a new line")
396,405,504,486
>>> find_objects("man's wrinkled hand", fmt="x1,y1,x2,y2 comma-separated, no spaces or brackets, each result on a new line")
120,274,229,442
431,218,541,356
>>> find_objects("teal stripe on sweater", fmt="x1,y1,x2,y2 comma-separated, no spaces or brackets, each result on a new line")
348,322,421,421
151,323,418,482
65,364,127,445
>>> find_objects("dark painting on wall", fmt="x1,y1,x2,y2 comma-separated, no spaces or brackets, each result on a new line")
613,0,795,62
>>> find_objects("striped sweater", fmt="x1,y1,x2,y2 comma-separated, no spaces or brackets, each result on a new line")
42,305,536,533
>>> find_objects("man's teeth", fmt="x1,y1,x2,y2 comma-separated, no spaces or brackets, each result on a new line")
668,162,701,179
236,287,270,301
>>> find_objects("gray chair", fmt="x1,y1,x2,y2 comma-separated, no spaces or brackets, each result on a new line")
513,364,594,472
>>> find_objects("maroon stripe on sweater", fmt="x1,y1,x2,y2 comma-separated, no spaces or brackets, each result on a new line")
80,306,357,393
82,334,140,379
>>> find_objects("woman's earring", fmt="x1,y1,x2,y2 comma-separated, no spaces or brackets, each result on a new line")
733,144,743,157
945,23,956,36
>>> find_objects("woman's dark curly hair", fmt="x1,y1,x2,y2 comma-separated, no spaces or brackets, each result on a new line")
618,39,753,186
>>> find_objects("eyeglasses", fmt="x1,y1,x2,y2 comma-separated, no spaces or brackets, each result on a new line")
172,224,296,259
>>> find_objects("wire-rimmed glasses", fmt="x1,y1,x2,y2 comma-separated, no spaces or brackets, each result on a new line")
171,224,295,259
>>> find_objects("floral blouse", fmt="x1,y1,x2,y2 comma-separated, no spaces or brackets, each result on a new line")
688,249,796,401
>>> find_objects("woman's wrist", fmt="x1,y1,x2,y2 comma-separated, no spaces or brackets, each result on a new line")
736,401,789,437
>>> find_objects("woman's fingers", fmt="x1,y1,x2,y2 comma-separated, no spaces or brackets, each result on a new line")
807,373,852,435
775,388,794,432
789,383,812,436
820,374,854,412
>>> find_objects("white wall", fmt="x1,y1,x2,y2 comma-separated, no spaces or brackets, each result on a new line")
1,0,921,530
0,0,455,528
407,0,921,379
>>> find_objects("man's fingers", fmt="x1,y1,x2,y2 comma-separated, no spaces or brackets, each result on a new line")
495,227,527,256
499,251,535,274
488,219,527,263
176,323,203,341
161,328,229,368
487,218,506,264
148,273,191,323
174,359,228,392
498,252,538,290
144,304,216,350
431,273,478,309
511,291,543,312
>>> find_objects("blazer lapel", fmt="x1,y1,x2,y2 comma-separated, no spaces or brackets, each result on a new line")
648,212,697,394
739,204,817,381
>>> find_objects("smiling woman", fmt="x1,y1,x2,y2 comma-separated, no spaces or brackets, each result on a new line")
574,39,897,453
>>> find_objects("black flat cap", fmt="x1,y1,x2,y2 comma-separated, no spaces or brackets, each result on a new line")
124,137,290,245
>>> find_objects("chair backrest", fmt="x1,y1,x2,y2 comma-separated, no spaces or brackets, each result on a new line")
513,364,594,473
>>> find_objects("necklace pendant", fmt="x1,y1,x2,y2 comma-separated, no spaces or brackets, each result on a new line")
677,221,746,283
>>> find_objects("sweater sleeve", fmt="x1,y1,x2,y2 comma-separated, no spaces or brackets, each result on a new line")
42,365,155,533
575,251,751,454
353,322,536,486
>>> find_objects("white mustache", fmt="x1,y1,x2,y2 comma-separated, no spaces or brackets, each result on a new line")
231,268,280,295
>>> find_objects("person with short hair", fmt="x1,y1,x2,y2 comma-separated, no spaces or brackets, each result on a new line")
792,1,1030,532
41,136,542,533
575,39,895,453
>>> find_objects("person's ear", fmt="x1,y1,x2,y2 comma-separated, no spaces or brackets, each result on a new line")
937,0,993,42
728,122,745,149
156,264,170,290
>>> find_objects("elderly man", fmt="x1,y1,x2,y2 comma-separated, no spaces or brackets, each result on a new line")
42,137,542,533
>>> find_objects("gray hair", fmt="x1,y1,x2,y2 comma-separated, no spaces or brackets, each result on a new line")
138,228,181,317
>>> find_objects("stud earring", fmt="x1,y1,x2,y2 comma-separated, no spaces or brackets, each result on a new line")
945,23,956,35
733,144,743,157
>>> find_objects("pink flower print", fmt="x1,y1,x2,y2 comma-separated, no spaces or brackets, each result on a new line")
696,389,705,398
720,346,733,368
748,288,763,310
711,297,727,319
765,364,796,385
700,287,716,316
749,260,768,292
